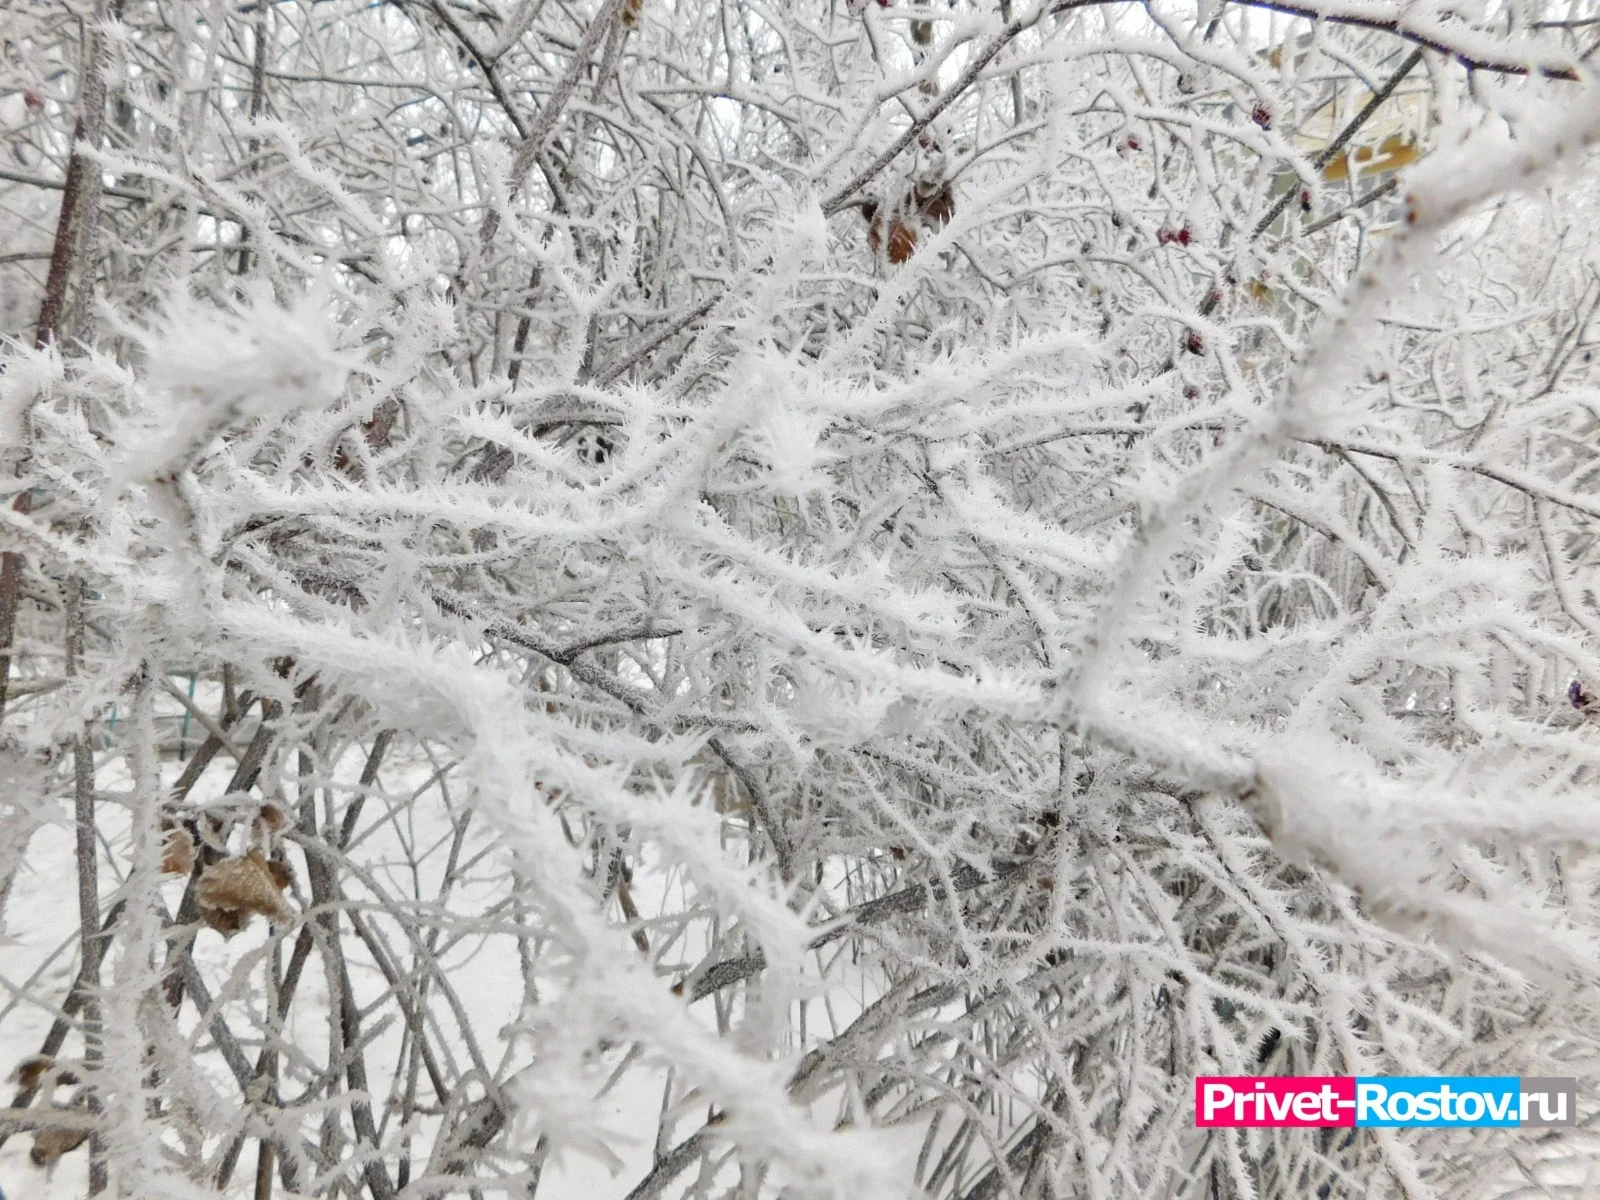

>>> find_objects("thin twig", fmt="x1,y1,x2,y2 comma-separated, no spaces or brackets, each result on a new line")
680,857,1033,1002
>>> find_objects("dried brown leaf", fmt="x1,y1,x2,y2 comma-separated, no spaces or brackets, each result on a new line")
14,1056,54,1088
266,856,293,892
161,824,196,875
197,849,292,937
199,903,249,937
30,1123,88,1166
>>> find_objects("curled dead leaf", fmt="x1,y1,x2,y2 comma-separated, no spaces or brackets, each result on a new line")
30,1120,89,1166
13,1055,76,1089
201,904,249,937
197,850,292,936
266,857,293,892
863,184,950,266
161,823,196,875
870,215,916,264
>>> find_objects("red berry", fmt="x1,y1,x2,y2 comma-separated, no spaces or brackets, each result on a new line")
1185,331,1204,355
1251,104,1272,129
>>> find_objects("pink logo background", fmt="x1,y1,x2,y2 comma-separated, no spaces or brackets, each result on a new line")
1195,1076,1357,1127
